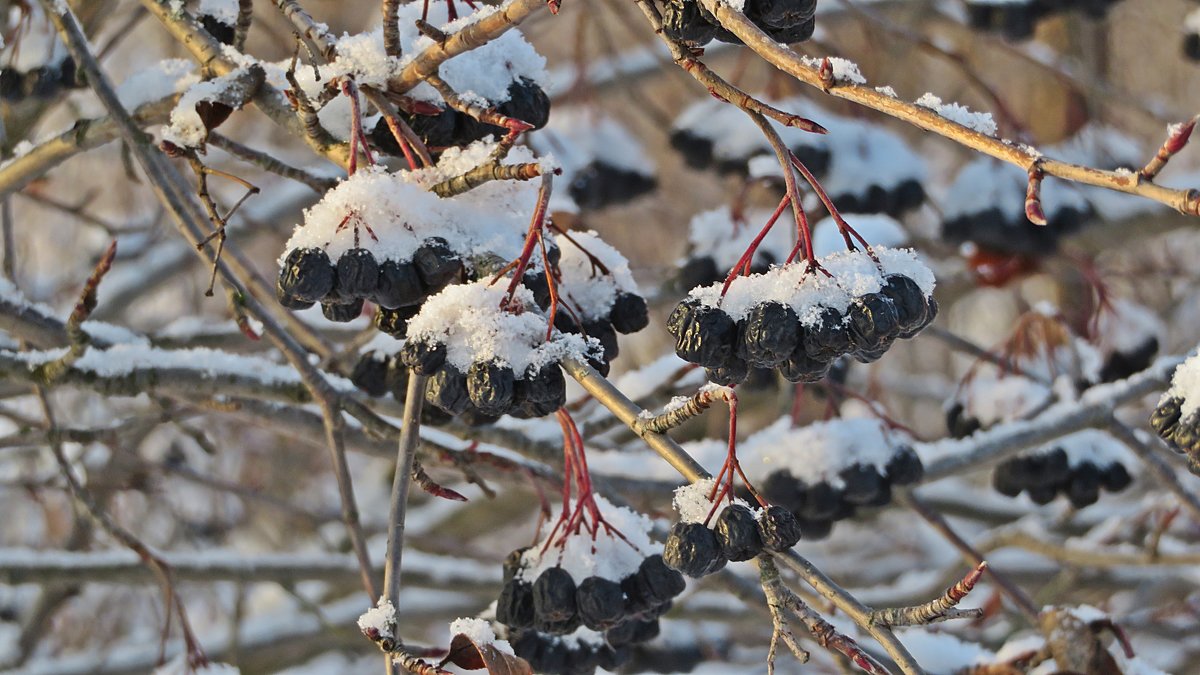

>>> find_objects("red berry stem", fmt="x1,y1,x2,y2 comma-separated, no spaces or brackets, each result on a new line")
720,194,789,298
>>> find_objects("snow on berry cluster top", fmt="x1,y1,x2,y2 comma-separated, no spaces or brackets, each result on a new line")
739,416,907,488
517,495,656,583
1027,429,1135,469
527,107,653,178
290,3,545,107
673,478,754,525
281,141,543,266
685,206,795,270
688,246,935,324
1164,352,1200,417
405,280,598,373
811,213,907,258
553,230,640,321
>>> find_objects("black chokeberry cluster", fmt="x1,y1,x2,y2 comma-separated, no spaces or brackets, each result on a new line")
371,77,550,155
669,97,828,177
965,0,1122,41
662,504,801,577
659,0,817,47
551,290,648,377
758,446,923,539
497,550,685,674
348,348,458,425
992,447,1132,508
1186,29,1200,61
1151,396,1200,476
567,162,657,211
399,339,567,421
0,57,79,102
198,12,237,46
667,273,937,386
275,237,464,324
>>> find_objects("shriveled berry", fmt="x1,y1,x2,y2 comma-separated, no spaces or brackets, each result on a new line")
458,404,501,427
413,237,462,291
839,464,886,506
779,347,831,383
425,365,470,414
532,567,578,622
847,293,900,352
663,521,725,578
1151,397,1183,440
350,353,389,397
576,576,626,630
610,291,649,334
668,301,737,368
1099,338,1158,383
321,299,363,323
992,460,1024,497
885,445,924,485
523,271,552,310
585,320,619,362
374,305,418,338
498,77,550,130
1027,448,1071,488
802,308,852,360
1027,485,1058,505
634,554,686,605
714,503,763,562
399,339,446,375
880,274,928,335
743,302,801,367
661,0,718,45
706,354,749,386
496,579,535,628
336,248,380,299
375,259,424,308
467,360,516,416
278,247,335,303
757,505,802,551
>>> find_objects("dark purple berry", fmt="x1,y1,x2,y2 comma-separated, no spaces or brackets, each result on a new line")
425,364,470,414
532,567,578,623
321,298,363,323
757,505,802,551
668,301,737,368
350,353,389,397
413,237,462,291
610,291,649,334
375,259,425,308
663,521,725,578
399,339,446,375
885,445,924,485
278,247,335,303
466,360,516,416
576,576,626,630
713,503,763,562
743,302,801,368
496,579,535,628
335,248,380,300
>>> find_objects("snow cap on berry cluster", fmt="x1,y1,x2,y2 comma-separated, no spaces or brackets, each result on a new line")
1164,352,1200,417
517,495,656,583
405,279,598,373
280,142,541,268
673,478,754,525
289,3,545,108
528,107,655,211
688,246,935,325
553,230,640,321
739,416,906,488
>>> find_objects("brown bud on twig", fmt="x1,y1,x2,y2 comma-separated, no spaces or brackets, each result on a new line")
1025,164,1047,226
817,57,835,91
1140,116,1198,181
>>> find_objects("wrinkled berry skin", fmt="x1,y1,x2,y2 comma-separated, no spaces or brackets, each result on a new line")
496,579,535,629
321,299,363,323
466,361,516,416
399,339,447,375
375,259,425,308
350,354,389,397
336,248,380,299
413,237,462,291
757,505,802,551
663,521,726,578
847,293,900,357
714,504,763,562
802,308,852,360
576,576,626,630
743,302,801,367
374,305,418,338
881,274,929,335
668,301,738,368
532,567,578,623
610,291,650,334
278,247,335,304
425,365,470,414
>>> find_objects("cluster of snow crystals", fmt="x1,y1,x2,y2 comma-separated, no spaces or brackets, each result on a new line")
915,93,998,136
449,617,497,645
197,0,239,22
405,280,596,373
357,597,396,639
673,478,753,524
292,3,544,110
153,655,240,675
811,214,907,258
684,206,795,270
1164,352,1200,417
1094,299,1165,356
800,56,867,84
956,374,1051,428
688,246,935,325
161,67,257,148
875,85,898,97
738,416,904,487
1031,429,1135,469
518,495,656,582
281,144,540,267
552,230,640,320
116,59,200,108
